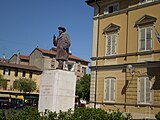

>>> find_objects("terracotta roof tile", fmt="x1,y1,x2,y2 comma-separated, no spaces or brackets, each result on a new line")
0,58,7,62
0,62,42,72
20,55,29,60
37,48,56,56
37,48,89,63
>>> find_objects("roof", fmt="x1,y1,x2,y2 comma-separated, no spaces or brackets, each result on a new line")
85,0,96,4
0,62,42,72
36,48,90,63
0,58,7,62
85,0,101,6
20,55,29,60
9,54,29,61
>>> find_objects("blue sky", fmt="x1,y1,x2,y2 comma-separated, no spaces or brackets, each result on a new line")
0,0,93,62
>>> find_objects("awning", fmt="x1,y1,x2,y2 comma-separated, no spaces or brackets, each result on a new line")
17,95,24,100
11,95,24,100
0,94,10,98
11,95,16,98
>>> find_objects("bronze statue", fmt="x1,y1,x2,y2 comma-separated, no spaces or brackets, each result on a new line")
53,27,71,69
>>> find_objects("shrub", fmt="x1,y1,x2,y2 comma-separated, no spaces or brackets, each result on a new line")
155,111,160,120
0,110,6,120
0,107,132,120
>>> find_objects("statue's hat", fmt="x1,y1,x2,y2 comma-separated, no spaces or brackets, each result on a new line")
58,26,66,32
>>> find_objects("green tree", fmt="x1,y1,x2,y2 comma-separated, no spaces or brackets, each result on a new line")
13,78,37,105
0,74,7,90
13,78,36,93
76,74,90,101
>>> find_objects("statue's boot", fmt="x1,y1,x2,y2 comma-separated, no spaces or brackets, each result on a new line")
57,60,63,69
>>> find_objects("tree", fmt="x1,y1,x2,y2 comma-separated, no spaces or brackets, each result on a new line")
76,74,90,101
13,78,36,93
13,78,37,107
0,74,7,90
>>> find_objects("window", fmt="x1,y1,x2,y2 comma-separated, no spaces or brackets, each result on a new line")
68,64,73,71
94,7,99,16
106,33,117,55
139,26,152,51
77,64,81,72
29,72,32,78
139,0,156,4
82,67,86,74
104,3,119,14
22,71,26,77
15,69,18,77
51,60,55,68
3,68,10,75
77,76,81,80
66,62,74,71
104,77,115,102
137,77,152,104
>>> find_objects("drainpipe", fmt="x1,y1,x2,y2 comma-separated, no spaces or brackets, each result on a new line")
124,10,129,61
124,10,129,112
94,0,100,108
124,0,131,112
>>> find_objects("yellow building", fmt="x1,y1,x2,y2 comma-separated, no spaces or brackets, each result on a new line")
86,0,160,119
0,61,42,101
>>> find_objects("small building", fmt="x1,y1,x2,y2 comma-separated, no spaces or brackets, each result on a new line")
9,54,29,65
0,61,42,102
30,47,89,80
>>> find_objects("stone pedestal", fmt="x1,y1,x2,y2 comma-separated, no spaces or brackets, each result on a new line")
38,69,76,113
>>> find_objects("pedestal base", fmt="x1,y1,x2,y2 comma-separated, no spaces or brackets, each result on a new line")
38,70,76,113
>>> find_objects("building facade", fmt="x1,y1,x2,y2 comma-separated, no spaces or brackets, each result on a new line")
9,54,29,65
86,0,160,119
0,61,42,102
30,48,89,80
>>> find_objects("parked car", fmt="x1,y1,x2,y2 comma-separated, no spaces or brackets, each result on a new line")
11,99,25,109
25,99,38,107
0,101,11,109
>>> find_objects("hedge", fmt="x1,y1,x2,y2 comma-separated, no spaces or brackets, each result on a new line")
0,107,132,120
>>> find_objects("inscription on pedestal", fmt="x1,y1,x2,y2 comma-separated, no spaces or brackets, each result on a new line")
41,85,53,96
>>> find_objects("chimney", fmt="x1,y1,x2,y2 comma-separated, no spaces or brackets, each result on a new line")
16,51,20,64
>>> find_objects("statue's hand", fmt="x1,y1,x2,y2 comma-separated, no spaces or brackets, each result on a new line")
53,35,57,46
53,35,56,41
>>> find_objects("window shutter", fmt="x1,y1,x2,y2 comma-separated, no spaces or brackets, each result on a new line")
140,28,145,51
140,78,144,103
107,35,111,55
113,4,119,11
110,78,115,101
104,6,108,14
146,27,152,50
112,35,116,54
146,77,150,103
105,80,110,101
